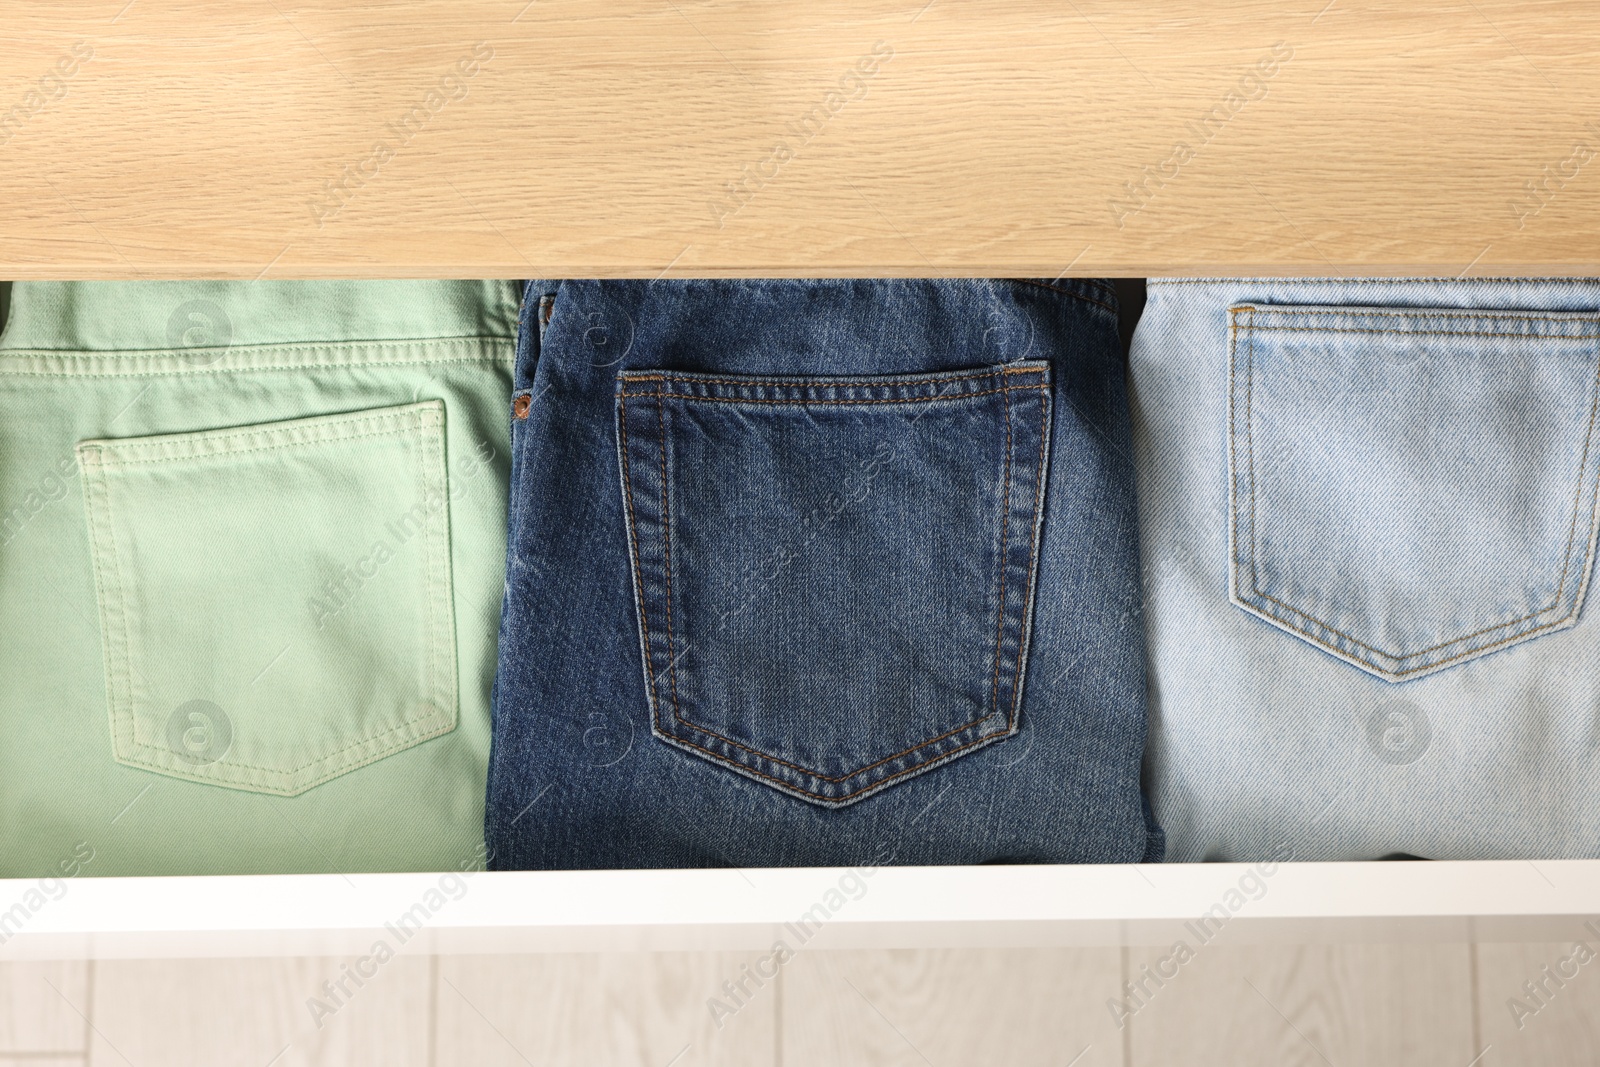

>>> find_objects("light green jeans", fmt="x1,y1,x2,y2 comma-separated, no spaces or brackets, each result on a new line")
0,280,516,876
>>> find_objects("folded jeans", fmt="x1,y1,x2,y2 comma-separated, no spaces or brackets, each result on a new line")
0,279,517,877
1134,276,1600,861
487,278,1159,869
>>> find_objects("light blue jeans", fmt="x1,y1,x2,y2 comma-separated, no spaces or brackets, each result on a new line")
1133,276,1600,861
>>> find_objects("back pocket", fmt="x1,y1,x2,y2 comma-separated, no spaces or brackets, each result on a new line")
616,363,1052,806
78,401,458,795
1228,304,1600,681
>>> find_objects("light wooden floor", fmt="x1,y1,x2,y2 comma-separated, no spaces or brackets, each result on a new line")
3,944,1598,1065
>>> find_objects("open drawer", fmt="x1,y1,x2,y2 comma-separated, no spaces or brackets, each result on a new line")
6,1,1600,1062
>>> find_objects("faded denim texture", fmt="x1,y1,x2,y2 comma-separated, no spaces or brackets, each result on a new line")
1134,277,1600,861
488,279,1159,869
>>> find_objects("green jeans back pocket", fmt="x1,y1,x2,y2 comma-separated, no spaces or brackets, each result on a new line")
77,400,458,796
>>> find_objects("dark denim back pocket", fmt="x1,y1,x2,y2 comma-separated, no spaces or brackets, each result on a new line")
616,362,1053,806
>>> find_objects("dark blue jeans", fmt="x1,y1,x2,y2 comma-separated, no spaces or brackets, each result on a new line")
488,279,1159,868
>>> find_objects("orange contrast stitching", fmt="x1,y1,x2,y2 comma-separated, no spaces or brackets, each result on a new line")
617,395,663,724
658,381,687,730
666,723,1008,802
674,702,1002,787
990,382,1014,720
620,383,1050,793
1008,382,1051,727
618,385,1048,405
627,388,994,784
620,367,1046,388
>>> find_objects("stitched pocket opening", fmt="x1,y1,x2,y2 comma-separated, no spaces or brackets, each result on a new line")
616,363,1053,807
1228,303,1600,681
77,400,458,795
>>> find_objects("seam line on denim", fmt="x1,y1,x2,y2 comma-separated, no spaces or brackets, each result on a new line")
1009,383,1051,725
619,367,1045,389
620,386,1049,795
79,411,437,467
1230,305,1600,323
620,385,1047,405
1235,326,1600,339
661,727,1010,802
1227,314,1600,674
84,411,453,788
1010,279,1118,316
1152,276,1600,285
1238,310,1587,657
616,392,663,725
990,380,1014,723
642,387,1034,783
658,381,687,734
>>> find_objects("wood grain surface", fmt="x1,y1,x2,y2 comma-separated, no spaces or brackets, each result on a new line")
0,960,89,1058
1476,940,1600,1067
436,953,774,1067
6,948,1600,1065
3,0,1598,278
1126,943,1476,1067
782,948,1125,1067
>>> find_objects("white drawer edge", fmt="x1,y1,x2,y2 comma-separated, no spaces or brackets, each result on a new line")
0,861,1595,958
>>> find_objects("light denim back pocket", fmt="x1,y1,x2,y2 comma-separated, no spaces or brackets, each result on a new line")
1228,303,1600,681
615,362,1052,806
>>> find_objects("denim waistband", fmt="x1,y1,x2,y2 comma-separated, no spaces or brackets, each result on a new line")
1149,275,1600,312
512,277,1120,390
0,280,522,355
521,277,1118,313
